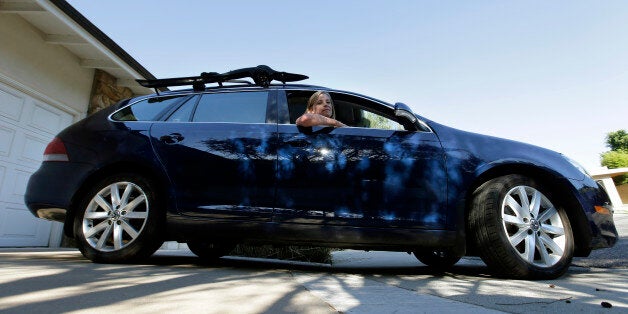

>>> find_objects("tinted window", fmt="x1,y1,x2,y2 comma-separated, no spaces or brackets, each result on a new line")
111,95,188,121
193,92,268,123
286,90,313,123
166,95,199,122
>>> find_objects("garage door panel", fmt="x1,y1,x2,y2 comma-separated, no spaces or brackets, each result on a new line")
0,126,15,158
0,203,51,247
0,165,5,193
0,86,24,122
28,101,74,135
1,168,31,204
0,81,75,247
20,134,47,164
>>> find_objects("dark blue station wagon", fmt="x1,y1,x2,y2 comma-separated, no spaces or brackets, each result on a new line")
25,66,618,279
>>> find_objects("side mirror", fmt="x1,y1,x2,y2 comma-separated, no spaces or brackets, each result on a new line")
394,102,417,124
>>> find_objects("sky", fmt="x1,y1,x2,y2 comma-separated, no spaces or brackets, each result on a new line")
66,0,628,171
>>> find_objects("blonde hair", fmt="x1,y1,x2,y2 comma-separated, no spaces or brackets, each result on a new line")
305,91,336,119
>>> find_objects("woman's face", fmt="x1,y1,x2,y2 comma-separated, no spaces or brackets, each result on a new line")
310,93,333,117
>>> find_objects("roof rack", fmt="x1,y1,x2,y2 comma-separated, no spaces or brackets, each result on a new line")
136,65,308,93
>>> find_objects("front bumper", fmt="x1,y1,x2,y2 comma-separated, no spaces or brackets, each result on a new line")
589,205,619,249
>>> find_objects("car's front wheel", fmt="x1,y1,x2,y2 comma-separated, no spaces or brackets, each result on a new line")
74,174,164,263
469,174,574,279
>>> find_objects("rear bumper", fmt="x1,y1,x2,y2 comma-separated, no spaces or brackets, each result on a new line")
24,162,93,222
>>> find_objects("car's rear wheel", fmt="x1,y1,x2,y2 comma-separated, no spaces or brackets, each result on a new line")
469,174,574,279
413,248,462,270
74,174,164,263
187,242,235,261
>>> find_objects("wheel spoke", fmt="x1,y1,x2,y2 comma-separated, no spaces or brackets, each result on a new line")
94,195,113,212
95,224,113,249
110,183,121,207
516,187,530,214
122,195,146,213
541,223,564,236
84,220,109,238
540,233,564,256
506,195,529,219
120,183,134,207
535,233,552,265
537,206,558,223
113,224,123,250
503,213,526,227
124,212,148,219
509,229,528,247
121,220,140,239
524,233,536,262
84,212,109,219
530,190,541,218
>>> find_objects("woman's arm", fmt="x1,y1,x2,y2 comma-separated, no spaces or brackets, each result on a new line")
296,113,347,127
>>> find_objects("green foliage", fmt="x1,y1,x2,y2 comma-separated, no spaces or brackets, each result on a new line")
606,129,628,152
601,150,628,185
362,111,404,130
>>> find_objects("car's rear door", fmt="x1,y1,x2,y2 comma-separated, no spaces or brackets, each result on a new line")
274,90,447,229
150,90,278,221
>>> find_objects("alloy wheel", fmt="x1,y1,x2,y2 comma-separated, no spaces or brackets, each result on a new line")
501,185,566,267
82,181,149,252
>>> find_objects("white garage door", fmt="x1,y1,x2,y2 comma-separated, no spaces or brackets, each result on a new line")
0,81,75,247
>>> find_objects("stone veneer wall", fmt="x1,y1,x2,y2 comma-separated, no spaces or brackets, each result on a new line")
87,69,134,114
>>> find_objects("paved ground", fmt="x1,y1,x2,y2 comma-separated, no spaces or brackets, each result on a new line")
0,212,625,313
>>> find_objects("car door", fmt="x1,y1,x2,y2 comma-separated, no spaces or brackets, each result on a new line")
150,90,278,221
274,90,447,228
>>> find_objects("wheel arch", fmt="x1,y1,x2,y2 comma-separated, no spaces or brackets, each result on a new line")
464,162,592,257
63,161,174,238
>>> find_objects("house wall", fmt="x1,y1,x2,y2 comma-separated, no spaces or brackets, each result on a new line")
0,14,93,115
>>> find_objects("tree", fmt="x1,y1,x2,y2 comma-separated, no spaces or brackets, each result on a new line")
601,129,628,185
606,129,628,152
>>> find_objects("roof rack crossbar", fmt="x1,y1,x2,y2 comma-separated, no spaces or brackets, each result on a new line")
136,65,308,90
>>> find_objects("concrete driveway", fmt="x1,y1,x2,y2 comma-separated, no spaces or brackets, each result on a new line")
1,213,626,313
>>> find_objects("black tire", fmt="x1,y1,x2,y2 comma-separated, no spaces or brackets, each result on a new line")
468,174,574,279
187,242,234,261
414,249,462,270
73,173,165,263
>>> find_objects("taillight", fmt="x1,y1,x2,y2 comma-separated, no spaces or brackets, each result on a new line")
43,137,69,162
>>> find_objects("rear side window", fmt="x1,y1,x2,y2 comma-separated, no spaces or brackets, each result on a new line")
192,91,269,123
111,95,188,121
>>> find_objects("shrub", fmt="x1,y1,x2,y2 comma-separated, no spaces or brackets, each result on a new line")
601,150,628,185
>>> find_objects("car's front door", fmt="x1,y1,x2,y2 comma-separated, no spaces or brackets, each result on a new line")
274,90,447,228
150,90,277,221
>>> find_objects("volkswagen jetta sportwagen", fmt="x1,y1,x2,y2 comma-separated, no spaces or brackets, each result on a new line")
25,65,618,279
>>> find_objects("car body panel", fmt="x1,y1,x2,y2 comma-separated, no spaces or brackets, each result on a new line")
150,122,277,220
274,124,447,229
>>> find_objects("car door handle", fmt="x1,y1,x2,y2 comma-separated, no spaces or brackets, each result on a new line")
160,133,184,144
